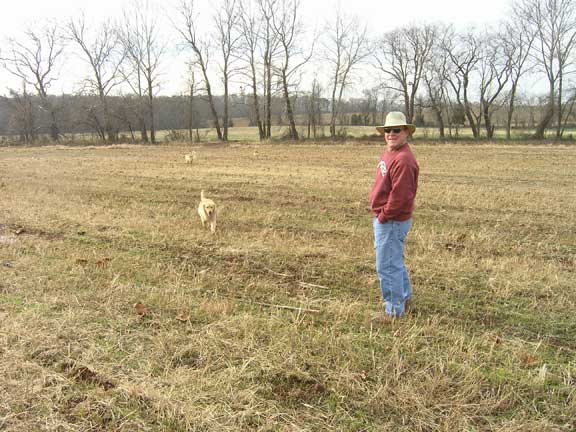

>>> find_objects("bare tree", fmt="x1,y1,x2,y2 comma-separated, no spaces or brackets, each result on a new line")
323,9,370,138
118,0,166,143
256,0,282,139
185,66,201,142
442,27,482,139
1,23,65,141
238,0,265,140
305,77,323,139
214,0,242,141
118,17,148,142
424,58,449,138
423,25,451,139
358,86,393,127
502,16,536,139
478,30,511,139
67,15,124,142
7,84,37,143
374,24,436,123
257,0,280,139
176,0,223,140
362,88,378,127
514,0,576,138
558,88,576,135
270,0,313,140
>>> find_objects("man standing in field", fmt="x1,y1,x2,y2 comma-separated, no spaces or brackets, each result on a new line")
371,112,419,318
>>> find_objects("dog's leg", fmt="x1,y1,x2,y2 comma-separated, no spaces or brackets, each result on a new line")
199,207,206,229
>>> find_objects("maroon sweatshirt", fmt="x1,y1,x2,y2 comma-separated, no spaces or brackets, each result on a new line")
370,143,419,223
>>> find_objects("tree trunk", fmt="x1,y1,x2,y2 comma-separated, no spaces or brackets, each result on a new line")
103,102,116,143
128,123,136,142
200,64,222,141
463,104,479,139
463,76,479,139
556,67,563,138
408,88,417,124
506,83,518,140
148,80,156,144
535,102,554,139
252,90,265,140
223,74,229,141
432,106,444,138
38,90,59,142
90,107,106,142
483,101,494,139
404,90,411,123
265,54,272,139
188,77,195,142
48,110,60,142
330,75,338,138
535,86,555,139
139,115,149,143
250,61,265,140
282,72,298,140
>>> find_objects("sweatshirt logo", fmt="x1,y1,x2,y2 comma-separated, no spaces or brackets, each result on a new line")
378,160,387,177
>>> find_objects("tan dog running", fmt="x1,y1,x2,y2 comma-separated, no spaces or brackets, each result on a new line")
197,190,217,234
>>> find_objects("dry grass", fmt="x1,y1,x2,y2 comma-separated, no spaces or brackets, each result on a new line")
0,140,575,431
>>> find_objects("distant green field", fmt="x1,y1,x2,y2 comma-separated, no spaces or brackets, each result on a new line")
155,125,576,142
3,124,576,145
156,125,379,142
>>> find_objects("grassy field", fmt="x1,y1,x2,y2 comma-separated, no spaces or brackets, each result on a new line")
0,140,575,431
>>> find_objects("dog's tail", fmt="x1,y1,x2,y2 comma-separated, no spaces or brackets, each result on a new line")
201,189,205,200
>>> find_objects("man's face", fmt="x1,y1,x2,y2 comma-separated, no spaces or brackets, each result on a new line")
384,127,409,150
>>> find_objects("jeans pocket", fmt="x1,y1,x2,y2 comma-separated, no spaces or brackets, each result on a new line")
395,220,412,243
373,217,392,248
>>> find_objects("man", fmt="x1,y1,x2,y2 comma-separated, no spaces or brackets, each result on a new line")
370,112,419,318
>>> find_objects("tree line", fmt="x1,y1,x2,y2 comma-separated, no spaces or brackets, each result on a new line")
1,0,576,144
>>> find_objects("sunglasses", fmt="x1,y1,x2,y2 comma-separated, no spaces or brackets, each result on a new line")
383,127,405,134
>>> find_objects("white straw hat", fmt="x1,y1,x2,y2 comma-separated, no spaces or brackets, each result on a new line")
376,112,416,135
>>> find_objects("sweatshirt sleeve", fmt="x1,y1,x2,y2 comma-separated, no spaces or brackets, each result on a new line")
380,157,417,221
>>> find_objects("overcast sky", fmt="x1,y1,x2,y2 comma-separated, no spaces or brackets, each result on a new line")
0,0,512,97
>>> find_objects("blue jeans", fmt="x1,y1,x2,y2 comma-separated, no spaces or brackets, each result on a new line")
373,217,413,317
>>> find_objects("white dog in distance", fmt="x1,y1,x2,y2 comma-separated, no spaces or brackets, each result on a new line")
184,152,197,164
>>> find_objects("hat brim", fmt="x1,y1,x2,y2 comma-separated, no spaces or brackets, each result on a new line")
376,125,416,135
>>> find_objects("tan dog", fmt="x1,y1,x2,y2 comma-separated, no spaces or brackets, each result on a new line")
184,152,197,164
197,190,217,234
